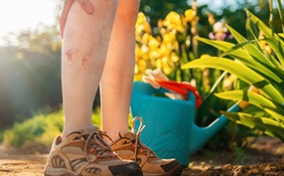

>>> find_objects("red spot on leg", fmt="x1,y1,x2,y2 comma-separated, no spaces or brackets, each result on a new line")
82,59,88,68
82,52,91,69
65,49,73,61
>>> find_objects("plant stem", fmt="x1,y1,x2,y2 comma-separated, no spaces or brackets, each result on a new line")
276,0,284,32
269,0,275,35
192,0,199,58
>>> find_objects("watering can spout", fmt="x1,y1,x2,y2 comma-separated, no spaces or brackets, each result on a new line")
188,103,242,156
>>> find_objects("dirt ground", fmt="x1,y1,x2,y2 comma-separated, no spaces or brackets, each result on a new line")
0,136,283,176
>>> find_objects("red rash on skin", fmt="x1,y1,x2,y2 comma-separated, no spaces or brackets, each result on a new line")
65,49,73,61
64,49,90,69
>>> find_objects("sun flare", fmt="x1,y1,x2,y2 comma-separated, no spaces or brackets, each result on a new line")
0,0,57,45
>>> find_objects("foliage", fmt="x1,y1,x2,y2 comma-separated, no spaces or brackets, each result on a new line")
0,25,62,129
183,2,284,142
3,108,134,151
3,109,101,150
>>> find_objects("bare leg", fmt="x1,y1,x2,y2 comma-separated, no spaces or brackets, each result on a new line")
100,0,140,140
61,0,118,138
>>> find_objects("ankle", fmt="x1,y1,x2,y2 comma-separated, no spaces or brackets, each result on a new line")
62,124,96,139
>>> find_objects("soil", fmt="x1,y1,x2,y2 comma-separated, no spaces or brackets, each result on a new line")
0,136,283,176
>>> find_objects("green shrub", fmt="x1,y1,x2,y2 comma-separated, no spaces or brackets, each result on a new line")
4,115,46,147
3,108,102,152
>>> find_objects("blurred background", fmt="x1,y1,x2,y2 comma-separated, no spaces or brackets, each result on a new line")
0,0,279,154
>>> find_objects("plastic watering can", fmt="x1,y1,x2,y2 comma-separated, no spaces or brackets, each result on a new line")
130,81,242,166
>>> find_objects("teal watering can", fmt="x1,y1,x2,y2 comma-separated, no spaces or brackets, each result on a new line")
130,81,242,166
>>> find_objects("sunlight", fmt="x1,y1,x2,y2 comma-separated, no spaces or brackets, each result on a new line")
0,0,57,45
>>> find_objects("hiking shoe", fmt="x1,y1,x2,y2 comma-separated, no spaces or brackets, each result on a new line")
111,117,183,176
44,126,142,176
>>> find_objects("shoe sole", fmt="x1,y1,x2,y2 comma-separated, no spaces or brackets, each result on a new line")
44,165,78,176
143,163,183,176
44,165,143,176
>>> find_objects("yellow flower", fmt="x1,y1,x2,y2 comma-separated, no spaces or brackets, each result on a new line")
184,9,195,22
148,36,160,49
163,32,176,44
135,12,151,38
134,64,139,74
170,52,179,62
136,12,147,25
149,50,160,59
155,59,162,68
141,33,151,44
163,11,185,32
162,65,173,75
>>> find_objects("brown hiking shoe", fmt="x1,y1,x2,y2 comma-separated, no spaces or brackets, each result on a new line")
111,117,183,176
44,126,142,176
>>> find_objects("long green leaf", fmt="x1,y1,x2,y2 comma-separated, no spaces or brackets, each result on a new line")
220,40,283,83
217,90,284,122
261,103,284,119
245,9,272,37
263,107,284,121
198,37,282,82
263,37,284,67
227,25,274,67
220,111,256,129
182,58,284,103
249,116,284,139
215,90,276,109
197,37,253,60
221,111,284,142
276,0,284,32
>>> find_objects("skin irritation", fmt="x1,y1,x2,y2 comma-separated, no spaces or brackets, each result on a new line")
65,49,75,64
82,52,91,69
65,49,92,70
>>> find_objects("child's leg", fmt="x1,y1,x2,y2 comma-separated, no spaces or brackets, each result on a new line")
100,0,140,140
61,0,118,138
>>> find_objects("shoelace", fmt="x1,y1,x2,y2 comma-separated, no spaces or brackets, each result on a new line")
84,129,115,162
132,116,156,161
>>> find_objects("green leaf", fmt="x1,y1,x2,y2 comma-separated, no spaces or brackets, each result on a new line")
263,107,284,121
227,25,273,67
245,9,272,37
249,116,284,139
182,57,284,103
221,111,284,142
215,90,276,109
197,37,253,60
278,33,284,38
220,111,256,129
276,0,284,32
220,40,283,83
262,37,284,67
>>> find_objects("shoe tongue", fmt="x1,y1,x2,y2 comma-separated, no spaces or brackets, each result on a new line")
120,131,136,139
